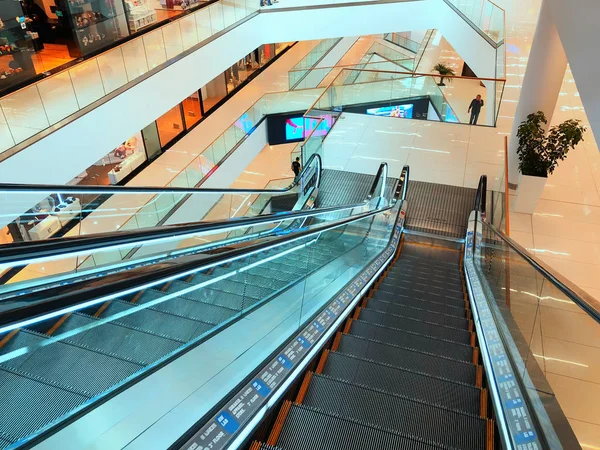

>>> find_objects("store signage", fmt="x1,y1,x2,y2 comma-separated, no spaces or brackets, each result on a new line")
179,207,404,450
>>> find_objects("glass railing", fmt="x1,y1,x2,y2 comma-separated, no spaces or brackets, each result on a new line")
288,38,342,89
307,68,506,127
413,29,434,72
467,213,594,450
0,190,400,449
444,0,505,44
0,88,324,243
0,0,260,158
383,32,420,53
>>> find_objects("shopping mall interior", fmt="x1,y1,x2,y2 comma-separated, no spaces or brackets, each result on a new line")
0,0,598,449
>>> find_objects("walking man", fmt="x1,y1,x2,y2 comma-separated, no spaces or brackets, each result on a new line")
468,94,484,125
291,157,301,177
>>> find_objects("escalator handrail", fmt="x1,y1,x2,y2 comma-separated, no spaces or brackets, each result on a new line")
0,154,323,195
474,174,600,321
366,163,388,200
482,220,600,324
0,200,366,265
474,174,487,215
0,166,408,331
0,173,407,327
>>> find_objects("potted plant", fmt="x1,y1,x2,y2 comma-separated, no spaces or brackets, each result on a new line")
514,111,586,213
432,62,455,86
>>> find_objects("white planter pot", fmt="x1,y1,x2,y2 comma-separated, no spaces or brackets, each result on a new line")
514,173,547,214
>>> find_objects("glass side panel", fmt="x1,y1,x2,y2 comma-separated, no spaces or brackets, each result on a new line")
0,204,398,449
473,220,593,449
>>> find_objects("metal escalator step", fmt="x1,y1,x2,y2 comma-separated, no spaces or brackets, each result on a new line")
135,289,238,325
387,268,463,286
322,352,480,414
99,301,213,343
380,277,463,297
358,309,471,344
398,251,459,266
0,368,90,446
376,286,465,306
336,334,476,384
365,299,469,328
384,271,463,291
276,403,443,450
209,279,274,299
229,273,289,290
165,281,245,310
349,320,473,362
302,375,486,450
0,330,142,395
370,293,467,317
392,259,461,273
57,313,180,366
250,267,300,284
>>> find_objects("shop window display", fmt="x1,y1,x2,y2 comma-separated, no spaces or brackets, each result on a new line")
182,91,201,128
156,103,184,146
0,1,36,91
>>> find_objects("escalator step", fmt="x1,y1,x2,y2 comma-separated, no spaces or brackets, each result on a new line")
369,293,467,317
357,309,471,344
335,334,476,385
322,352,480,414
375,286,465,307
379,277,463,298
391,260,462,276
0,368,90,446
365,299,469,328
0,330,142,395
135,290,238,325
275,403,444,450
397,252,459,267
99,301,213,343
302,375,486,450
349,320,473,362
56,313,180,366
250,267,300,284
384,271,463,291
166,281,245,310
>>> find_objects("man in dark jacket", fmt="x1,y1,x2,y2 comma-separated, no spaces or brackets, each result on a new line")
468,94,484,125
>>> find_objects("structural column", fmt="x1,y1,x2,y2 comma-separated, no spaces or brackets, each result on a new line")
507,0,567,185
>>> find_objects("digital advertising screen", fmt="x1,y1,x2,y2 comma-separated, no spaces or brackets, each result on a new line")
366,104,414,119
268,112,336,145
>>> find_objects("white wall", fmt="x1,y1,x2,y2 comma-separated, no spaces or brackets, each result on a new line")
545,0,600,145
0,0,498,185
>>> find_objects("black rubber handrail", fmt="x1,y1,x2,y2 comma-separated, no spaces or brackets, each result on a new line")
366,163,388,200
0,166,410,327
474,174,487,214
0,201,364,265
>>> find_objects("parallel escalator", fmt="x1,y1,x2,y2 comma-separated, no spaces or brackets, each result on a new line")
252,240,494,450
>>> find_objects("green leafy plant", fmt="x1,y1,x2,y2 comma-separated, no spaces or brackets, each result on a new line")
432,62,455,86
517,111,586,177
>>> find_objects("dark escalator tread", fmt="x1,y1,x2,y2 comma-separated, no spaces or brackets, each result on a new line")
0,369,90,446
250,267,300,284
400,244,461,262
366,299,469,328
276,403,443,450
349,320,473,362
322,352,480,414
375,286,465,307
302,375,486,450
100,301,213,343
135,290,238,325
210,279,274,300
229,273,289,290
383,270,463,291
370,293,467,317
165,281,245,310
0,331,142,395
56,313,180,366
379,277,464,298
388,266,463,285
358,309,471,344
391,259,462,275
336,334,476,385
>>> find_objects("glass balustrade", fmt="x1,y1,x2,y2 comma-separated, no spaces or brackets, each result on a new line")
444,0,505,43
0,0,260,157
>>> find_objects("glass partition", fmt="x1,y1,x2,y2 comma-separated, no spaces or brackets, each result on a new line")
308,68,505,127
444,0,505,43
468,216,591,450
0,0,261,157
384,32,420,54
0,199,398,449
288,38,341,90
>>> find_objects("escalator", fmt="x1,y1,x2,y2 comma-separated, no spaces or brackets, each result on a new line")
254,240,494,450
0,164,399,449
0,168,591,450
